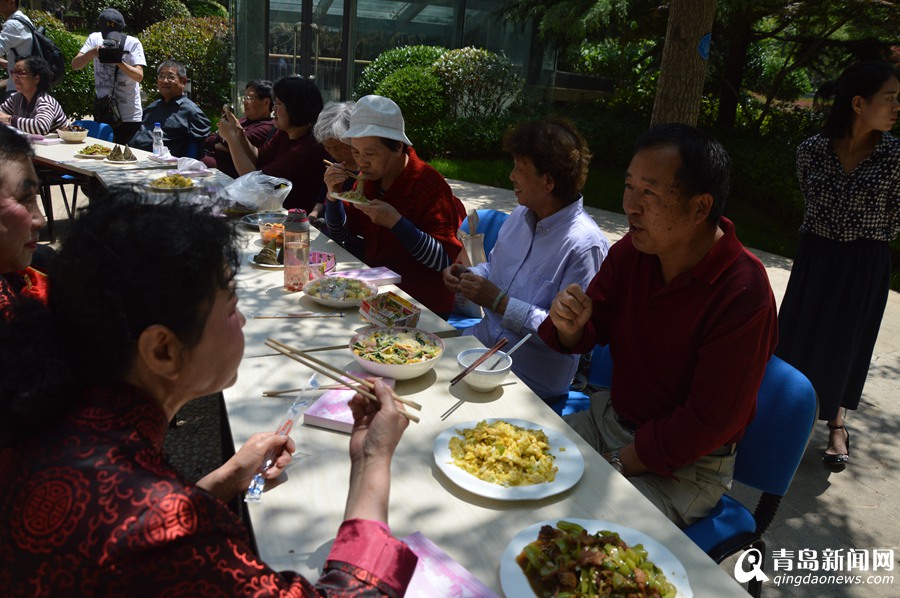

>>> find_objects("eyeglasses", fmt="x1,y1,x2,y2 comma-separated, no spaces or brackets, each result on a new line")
157,74,180,82
242,95,259,102
11,69,30,77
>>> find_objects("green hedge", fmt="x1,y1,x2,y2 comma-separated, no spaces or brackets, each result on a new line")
139,16,232,118
78,0,191,32
375,66,445,127
433,47,523,120
354,45,447,98
184,0,229,18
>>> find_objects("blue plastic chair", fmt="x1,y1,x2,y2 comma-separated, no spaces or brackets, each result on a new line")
447,209,510,331
682,356,817,597
72,119,114,142
553,343,611,416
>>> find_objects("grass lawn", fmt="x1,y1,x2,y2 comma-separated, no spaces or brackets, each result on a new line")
431,157,802,260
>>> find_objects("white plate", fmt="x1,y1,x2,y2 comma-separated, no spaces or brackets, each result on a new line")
75,152,109,159
167,168,213,177
247,255,282,269
148,154,179,164
303,276,378,308
145,181,196,192
433,418,584,501
105,158,138,164
330,190,370,205
500,518,693,598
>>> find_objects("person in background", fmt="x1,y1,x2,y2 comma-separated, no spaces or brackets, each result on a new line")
0,125,45,312
776,62,900,467
202,79,274,177
70,8,147,144
218,76,328,214
0,0,34,97
313,100,357,187
442,118,609,402
129,59,211,158
0,55,67,135
540,123,778,527
0,192,417,596
323,95,465,316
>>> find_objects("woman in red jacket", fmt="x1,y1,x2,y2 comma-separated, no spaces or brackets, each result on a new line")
0,125,46,313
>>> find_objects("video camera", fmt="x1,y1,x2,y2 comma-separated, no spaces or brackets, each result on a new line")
98,33,126,64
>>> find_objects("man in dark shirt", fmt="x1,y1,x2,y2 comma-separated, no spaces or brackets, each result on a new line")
540,123,778,527
129,59,210,158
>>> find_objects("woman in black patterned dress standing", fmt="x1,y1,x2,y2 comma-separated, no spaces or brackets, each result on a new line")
777,62,899,467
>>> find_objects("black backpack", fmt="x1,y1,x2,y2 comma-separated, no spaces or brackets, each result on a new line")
10,15,66,88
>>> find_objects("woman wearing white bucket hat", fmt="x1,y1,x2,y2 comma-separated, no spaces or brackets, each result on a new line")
322,95,465,315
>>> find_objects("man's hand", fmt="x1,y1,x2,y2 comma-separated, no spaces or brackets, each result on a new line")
549,283,592,348
355,198,401,228
216,107,242,143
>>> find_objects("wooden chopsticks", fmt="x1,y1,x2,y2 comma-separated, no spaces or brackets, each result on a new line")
449,337,509,386
263,383,352,397
265,338,421,422
322,159,360,180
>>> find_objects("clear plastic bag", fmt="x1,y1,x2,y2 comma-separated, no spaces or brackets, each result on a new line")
218,171,293,214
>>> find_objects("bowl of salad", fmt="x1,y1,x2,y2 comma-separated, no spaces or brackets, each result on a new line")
302,275,377,308
349,326,445,380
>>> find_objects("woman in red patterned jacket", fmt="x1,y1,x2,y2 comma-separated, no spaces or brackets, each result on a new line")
0,192,417,597
0,125,47,314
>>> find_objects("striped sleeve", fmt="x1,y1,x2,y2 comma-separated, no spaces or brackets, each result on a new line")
390,217,451,271
10,93,67,135
324,197,351,243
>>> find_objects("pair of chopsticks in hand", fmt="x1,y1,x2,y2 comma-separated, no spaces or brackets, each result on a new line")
265,337,421,423
323,159,360,180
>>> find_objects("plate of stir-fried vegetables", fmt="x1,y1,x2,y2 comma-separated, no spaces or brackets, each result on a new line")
349,326,444,380
501,519,689,598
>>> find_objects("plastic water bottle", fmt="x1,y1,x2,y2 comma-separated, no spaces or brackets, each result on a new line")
283,209,310,291
151,122,164,156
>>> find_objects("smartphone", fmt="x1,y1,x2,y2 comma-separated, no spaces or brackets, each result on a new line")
222,103,234,117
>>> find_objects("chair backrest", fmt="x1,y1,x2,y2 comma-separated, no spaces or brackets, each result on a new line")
72,120,114,142
588,344,613,388
460,209,509,256
733,355,818,496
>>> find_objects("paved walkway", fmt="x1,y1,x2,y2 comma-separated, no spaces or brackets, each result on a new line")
448,179,900,598
38,180,899,597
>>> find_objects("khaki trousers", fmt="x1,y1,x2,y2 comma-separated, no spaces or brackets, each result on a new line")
564,390,736,527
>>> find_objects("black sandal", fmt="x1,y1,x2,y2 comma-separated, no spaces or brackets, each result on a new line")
823,424,850,465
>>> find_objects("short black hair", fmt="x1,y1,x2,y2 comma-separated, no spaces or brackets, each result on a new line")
273,76,324,127
634,123,731,227
246,79,274,111
49,189,240,384
502,117,591,203
0,122,34,161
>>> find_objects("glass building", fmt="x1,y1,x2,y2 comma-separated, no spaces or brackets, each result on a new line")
231,0,552,106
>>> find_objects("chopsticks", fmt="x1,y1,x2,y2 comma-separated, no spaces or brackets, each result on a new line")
265,338,422,422
263,383,353,396
323,159,360,180
251,312,346,319
449,337,509,387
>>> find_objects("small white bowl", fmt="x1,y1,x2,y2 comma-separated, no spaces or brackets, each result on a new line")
456,347,512,392
58,128,88,142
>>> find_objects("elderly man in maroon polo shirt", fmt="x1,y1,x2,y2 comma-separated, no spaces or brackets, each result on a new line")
540,123,778,527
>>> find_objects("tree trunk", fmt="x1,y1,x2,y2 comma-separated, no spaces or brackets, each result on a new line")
716,15,753,129
651,0,717,126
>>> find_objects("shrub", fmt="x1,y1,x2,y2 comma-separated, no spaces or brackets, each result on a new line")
408,114,517,160
185,0,229,18
375,66,445,127
139,17,232,118
433,47,524,120
354,45,447,98
79,0,191,33
28,12,95,119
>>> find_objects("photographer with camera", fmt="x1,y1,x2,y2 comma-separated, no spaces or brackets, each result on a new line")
71,8,146,144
